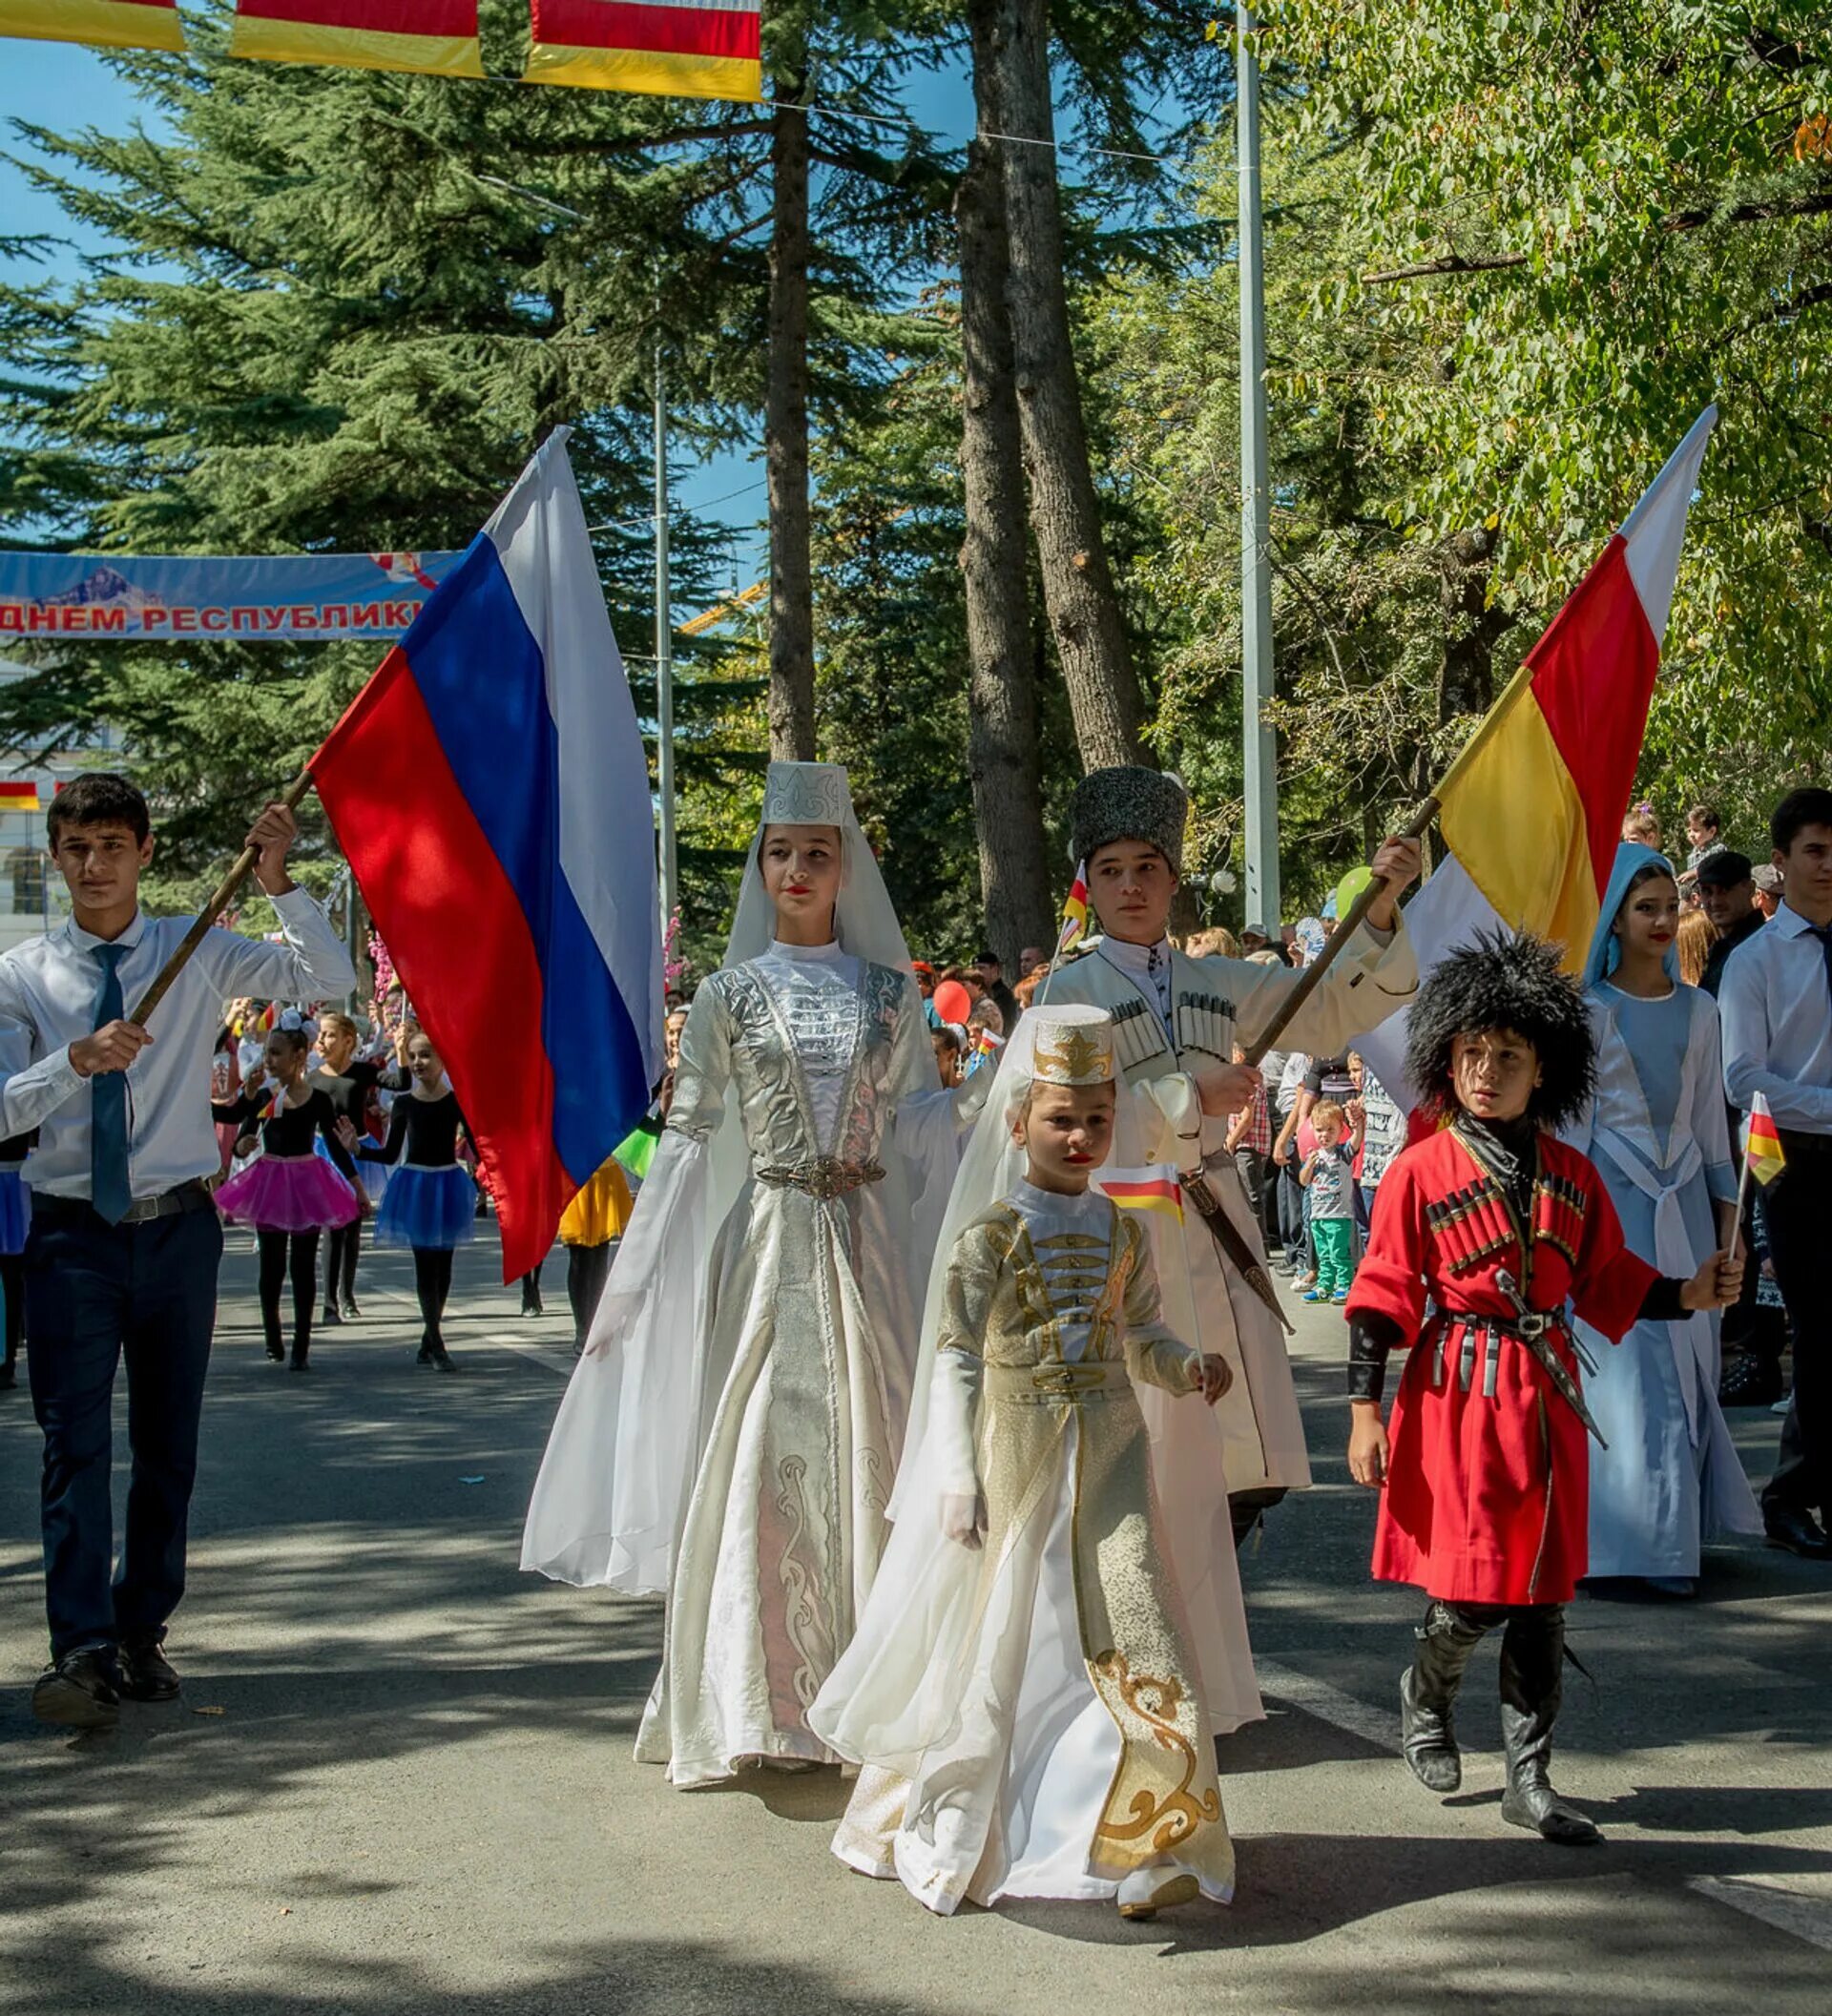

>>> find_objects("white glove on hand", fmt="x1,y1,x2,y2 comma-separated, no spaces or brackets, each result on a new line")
941,1491,987,1549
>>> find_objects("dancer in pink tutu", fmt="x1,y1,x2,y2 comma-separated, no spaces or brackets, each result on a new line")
214,1018,360,1370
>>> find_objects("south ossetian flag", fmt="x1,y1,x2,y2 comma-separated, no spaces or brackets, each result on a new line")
525,0,761,100
0,0,184,51
228,0,485,77
1359,408,1718,1109
1743,1092,1786,1188
312,428,663,1279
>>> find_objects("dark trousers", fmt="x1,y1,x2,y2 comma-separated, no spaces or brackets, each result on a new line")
1278,1159,1307,1267
258,1230,321,1364
323,1217,362,1310
566,1240,614,1346
413,1248,455,1341
1233,1149,1276,1251
1,1251,22,1368
1761,1134,1832,1516
24,1203,222,1659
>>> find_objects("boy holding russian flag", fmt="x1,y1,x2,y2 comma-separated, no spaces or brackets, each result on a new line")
1720,785,1832,1562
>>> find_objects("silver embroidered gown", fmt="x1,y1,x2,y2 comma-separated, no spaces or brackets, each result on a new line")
633,940,953,1785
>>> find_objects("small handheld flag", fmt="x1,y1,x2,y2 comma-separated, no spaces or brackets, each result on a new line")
1744,1092,1786,1188
1055,862,1089,960
1096,1167,1186,1224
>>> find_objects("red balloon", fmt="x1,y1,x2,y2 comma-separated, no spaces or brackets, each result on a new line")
932,979,973,1026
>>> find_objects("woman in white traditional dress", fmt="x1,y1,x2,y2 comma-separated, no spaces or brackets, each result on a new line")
522,761,980,1786
1566,843,1762,1593
811,1005,1260,1917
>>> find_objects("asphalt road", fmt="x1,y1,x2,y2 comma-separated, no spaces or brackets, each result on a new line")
2,1234,1828,2015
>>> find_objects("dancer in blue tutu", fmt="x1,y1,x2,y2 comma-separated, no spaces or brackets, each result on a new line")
0,1127,31,1390
214,1019,362,1370
341,1029,473,1371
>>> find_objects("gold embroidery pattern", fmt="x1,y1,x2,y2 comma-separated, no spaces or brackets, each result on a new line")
1090,1649,1223,1853
774,1456,836,1710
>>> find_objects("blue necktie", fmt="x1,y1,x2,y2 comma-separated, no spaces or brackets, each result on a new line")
1808,922,1832,1008
91,943,131,1224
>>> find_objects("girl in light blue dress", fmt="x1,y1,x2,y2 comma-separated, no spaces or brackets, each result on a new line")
1566,845,1761,1592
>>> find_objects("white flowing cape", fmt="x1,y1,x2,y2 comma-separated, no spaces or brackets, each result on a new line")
819,1009,1263,1768
521,783,956,1594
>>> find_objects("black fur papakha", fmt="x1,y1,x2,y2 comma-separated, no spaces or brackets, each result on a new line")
1068,767,1190,875
1405,929,1596,1130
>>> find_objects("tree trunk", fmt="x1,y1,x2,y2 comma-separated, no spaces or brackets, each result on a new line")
985,0,1148,771
765,10,816,761
1427,523,1511,866
956,17,1053,968
1436,524,1509,732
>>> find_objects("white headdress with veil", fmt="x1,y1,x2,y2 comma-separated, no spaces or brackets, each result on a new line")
522,760,951,1594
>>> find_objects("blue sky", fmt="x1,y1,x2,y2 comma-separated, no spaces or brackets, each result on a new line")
0,38,979,607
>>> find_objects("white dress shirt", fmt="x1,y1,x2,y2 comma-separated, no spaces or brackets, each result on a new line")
1719,901,1832,1134
0,887,358,1199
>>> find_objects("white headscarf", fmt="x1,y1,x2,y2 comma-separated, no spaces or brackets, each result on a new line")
725,760,917,972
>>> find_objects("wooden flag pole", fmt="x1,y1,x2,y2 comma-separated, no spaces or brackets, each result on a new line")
1728,1138,1754,1267
1237,649,1547,1070
127,768,318,1028
1239,795,1439,1070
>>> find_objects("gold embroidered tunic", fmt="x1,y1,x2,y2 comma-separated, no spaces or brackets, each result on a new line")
817,1181,1235,1914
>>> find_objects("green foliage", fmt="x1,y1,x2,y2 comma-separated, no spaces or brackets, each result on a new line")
1252,0,1832,844
0,0,957,934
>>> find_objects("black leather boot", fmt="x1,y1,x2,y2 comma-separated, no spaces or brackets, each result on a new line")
1498,1606,1599,1844
1402,1601,1490,1794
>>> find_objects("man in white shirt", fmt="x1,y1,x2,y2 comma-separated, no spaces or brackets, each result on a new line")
0,774,356,1725
1720,785,1832,1562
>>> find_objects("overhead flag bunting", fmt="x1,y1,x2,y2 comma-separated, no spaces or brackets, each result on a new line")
229,0,485,77
0,0,185,52
524,0,762,101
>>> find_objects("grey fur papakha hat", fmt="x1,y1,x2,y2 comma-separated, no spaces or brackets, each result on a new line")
1068,766,1190,876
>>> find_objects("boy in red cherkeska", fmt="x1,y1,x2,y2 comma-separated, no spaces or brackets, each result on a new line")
1344,932,1741,1846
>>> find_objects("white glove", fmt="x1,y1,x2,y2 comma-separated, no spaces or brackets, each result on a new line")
941,1491,987,1549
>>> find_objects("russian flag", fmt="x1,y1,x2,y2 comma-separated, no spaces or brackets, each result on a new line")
311,429,662,1278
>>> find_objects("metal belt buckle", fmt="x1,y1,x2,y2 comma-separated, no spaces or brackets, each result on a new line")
1030,1361,1102,1395
1517,1311,1548,1341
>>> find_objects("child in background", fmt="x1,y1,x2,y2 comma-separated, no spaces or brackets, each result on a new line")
1299,1098,1363,1303
214,1021,363,1369
342,1030,474,1371
558,1155,635,1357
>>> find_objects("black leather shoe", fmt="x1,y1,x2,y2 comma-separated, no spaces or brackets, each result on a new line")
32,1649,120,1730
117,1638,181,1702
1719,1357,1783,1407
1765,1507,1832,1560
431,1347,458,1373
320,1301,343,1327
341,1298,361,1320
